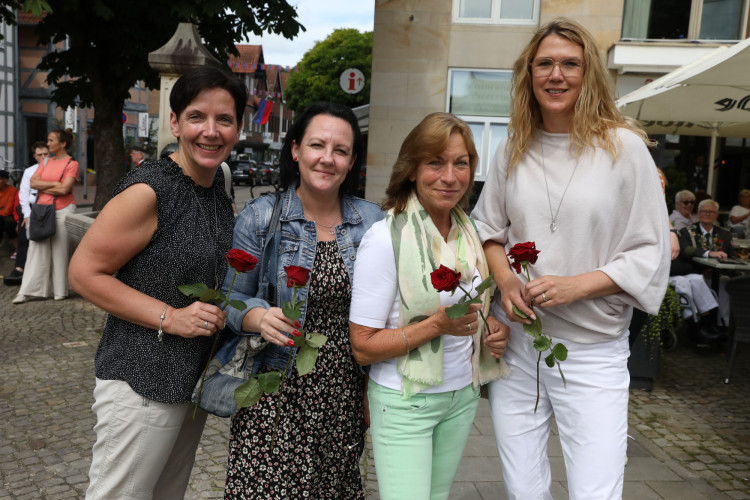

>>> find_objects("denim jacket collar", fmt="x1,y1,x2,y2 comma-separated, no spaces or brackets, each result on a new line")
281,181,364,226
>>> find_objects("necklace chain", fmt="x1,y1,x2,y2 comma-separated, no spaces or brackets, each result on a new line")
540,139,579,232
191,184,219,287
304,212,340,236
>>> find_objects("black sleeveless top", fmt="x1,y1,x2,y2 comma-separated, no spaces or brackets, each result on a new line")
94,158,234,404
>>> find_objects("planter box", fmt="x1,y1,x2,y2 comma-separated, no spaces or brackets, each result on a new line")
628,328,661,391
65,211,99,245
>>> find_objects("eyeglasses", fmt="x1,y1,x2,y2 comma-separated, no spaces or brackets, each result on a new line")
680,200,695,205
530,57,584,77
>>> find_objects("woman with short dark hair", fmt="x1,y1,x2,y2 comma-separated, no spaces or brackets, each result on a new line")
69,65,246,498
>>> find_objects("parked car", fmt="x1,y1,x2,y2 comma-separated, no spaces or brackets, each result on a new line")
257,162,280,186
227,159,259,186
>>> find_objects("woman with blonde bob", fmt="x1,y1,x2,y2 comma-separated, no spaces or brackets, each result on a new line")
471,18,670,499
350,112,510,500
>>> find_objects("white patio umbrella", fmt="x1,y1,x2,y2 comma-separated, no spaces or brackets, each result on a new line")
617,37,750,197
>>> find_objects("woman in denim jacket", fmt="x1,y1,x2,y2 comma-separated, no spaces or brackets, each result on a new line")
223,102,384,499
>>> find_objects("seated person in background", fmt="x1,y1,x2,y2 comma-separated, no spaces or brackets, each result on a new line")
669,189,696,231
728,188,750,238
675,199,733,327
0,170,18,257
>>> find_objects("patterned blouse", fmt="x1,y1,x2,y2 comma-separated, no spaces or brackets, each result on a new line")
94,158,233,404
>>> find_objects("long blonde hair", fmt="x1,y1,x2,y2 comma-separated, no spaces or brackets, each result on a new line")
506,18,649,171
382,112,478,215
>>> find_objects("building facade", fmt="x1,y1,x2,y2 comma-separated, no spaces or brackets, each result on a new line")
366,0,750,206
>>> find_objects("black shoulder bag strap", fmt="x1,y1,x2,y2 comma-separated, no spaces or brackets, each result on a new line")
258,193,283,306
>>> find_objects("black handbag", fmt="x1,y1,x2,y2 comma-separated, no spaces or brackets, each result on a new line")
192,193,283,417
28,158,70,242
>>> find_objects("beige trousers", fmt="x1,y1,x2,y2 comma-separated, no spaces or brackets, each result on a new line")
86,378,207,499
18,203,75,298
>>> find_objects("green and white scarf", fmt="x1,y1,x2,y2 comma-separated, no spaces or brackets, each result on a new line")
387,193,510,398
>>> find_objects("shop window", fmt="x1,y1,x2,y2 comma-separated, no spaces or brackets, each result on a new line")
622,0,748,40
453,0,539,25
447,69,512,181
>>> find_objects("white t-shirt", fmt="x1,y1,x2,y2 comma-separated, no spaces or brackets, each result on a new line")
349,219,474,393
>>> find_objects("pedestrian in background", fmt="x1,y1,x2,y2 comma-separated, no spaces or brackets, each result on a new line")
3,141,47,286
13,130,77,303
472,18,669,499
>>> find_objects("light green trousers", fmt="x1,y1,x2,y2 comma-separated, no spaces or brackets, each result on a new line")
368,379,480,500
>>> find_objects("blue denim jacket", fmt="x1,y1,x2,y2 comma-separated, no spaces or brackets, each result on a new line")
224,183,384,371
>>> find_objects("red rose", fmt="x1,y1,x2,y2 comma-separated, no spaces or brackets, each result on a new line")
430,265,461,293
284,265,311,287
225,249,258,273
507,242,540,274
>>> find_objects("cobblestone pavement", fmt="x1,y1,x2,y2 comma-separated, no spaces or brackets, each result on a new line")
0,238,748,499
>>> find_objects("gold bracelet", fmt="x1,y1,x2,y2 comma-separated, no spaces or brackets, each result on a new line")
157,305,168,342
401,327,411,354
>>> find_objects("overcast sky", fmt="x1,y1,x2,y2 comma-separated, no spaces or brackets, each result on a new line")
243,0,375,67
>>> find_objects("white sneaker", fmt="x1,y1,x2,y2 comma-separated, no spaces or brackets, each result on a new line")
12,294,27,304
54,295,67,301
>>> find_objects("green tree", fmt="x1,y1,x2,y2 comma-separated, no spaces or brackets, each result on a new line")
286,28,372,112
17,0,303,209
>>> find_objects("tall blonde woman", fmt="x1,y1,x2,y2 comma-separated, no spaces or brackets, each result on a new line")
14,129,78,303
350,113,510,500
472,18,669,499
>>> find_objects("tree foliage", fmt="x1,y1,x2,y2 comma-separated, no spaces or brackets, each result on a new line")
286,28,372,112
10,0,303,209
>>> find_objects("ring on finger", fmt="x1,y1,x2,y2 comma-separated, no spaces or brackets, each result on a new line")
466,322,471,331
542,292,548,303
204,320,209,330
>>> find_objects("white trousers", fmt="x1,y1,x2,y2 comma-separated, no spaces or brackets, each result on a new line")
86,378,207,500
18,203,75,298
488,324,630,500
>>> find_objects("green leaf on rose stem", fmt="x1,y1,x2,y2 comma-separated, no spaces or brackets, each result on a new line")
214,290,226,303
228,299,247,312
200,288,217,303
235,378,263,408
292,333,306,348
305,331,327,348
178,283,208,298
533,335,551,352
258,371,281,394
544,352,555,368
408,349,422,361
282,302,301,321
475,274,495,295
296,343,319,376
466,297,482,305
512,305,528,319
523,316,543,338
445,302,468,319
552,343,568,361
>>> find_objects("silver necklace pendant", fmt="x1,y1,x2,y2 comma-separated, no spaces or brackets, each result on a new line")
550,220,557,232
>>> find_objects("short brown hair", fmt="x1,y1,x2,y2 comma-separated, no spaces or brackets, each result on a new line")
382,112,478,215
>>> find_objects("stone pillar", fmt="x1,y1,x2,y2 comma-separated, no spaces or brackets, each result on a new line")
148,23,222,157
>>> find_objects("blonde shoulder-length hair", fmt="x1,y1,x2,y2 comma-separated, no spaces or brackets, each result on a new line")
505,17,650,172
382,112,478,215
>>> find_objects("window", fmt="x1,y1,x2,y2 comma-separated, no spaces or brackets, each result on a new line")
453,0,539,25
622,0,749,40
447,69,512,181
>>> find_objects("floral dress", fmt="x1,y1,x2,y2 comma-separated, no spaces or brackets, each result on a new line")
224,241,366,499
